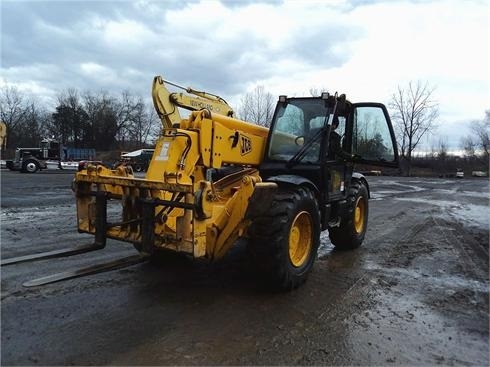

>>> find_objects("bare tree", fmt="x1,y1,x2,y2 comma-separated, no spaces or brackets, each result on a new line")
437,137,448,159
0,86,26,131
460,135,476,157
389,81,439,176
237,85,275,127
471,110,490,160
145,106,161,145
0,86,28,148
124,101,159,148
461,110,490,163
81,90,119,150
0,86,47,148
51,89,88,146
115,91,142,141
436,136,449,175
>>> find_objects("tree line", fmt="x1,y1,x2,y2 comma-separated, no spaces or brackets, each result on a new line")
0,86,159,152
2,81,488,177
389,81,489,175
0,84,275,154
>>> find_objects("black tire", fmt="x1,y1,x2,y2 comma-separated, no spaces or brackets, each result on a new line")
134,164,143,172
22,159,39,173
248,186,320,290
329,180,368,250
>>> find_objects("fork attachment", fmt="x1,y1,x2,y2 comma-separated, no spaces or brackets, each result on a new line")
1,192,108,266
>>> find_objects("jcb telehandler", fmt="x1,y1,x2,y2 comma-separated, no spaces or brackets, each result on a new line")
3,76,398,290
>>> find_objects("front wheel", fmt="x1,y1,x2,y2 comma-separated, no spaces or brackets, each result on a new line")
248,186,320,290
22,160,39,173
329,180,369,250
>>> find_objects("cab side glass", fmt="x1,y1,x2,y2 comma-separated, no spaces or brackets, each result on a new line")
352,106,396,163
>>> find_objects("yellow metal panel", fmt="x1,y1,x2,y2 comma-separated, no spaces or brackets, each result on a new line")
198,118,212,167
146,129,200,185
211,122,266,168
188,110,268,168
205,111,269,138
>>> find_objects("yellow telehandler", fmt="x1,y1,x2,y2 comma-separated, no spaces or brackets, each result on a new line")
3,76,398,290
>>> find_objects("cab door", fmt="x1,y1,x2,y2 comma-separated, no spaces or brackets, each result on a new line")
348,103,398,167
324,115,350,202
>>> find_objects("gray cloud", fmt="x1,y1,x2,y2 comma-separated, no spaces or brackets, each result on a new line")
2,0,487,153
1,0,358,107
220,0,284,8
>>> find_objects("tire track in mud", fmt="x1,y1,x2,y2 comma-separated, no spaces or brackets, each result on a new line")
428,216,489,280
326,202,489,365
365,208,488,287
279,193,426,364
383,192,488,280
369,179,489,327
246,265,370,365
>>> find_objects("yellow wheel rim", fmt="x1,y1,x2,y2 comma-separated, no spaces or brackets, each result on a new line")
289,211,312,267
354,196,366,234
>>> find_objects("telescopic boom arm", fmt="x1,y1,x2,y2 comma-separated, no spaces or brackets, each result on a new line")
152,76,234,129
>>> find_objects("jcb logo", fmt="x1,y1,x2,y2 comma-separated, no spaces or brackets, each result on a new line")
241,136,252,156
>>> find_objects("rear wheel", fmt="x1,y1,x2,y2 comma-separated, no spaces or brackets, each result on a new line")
329,180,368,250
248,186,320,290
22,160,39,173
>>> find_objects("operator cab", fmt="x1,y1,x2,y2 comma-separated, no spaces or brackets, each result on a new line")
265,93,397,166
261,93,398,216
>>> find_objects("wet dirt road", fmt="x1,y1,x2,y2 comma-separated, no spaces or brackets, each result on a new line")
1,170,488,365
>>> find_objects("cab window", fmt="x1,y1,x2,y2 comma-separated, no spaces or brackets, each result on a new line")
352,106,396,162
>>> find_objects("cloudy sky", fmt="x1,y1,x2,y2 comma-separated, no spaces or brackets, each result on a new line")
1,0,489,151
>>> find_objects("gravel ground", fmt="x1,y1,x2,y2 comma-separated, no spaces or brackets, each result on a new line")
1,170,488,365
